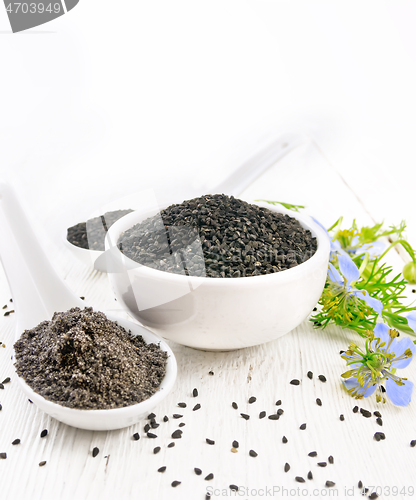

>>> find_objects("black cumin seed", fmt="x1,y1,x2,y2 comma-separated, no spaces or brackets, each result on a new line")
376,417,383,426
0,384,4,390
353,406,359,413
80,296,85,300
12,439,20,445
240,413,250,420
307,471,313,480
284,463,290,472
0,453,7,459
277,408,284,415
148,412,156,419
171,430,182,439
307,371,313,379
259,411,266,419
171,481,181,487
369,493,378,500
318,462,327,467
158,466,166,472
151,422,159,429
4,311,10,317
147,432,158,438
249,450,257,457
206,495,211,500
374,432,385,441
2,377,10,384
40,429,48,438
209,371,214,375
413,289,416,293
153,447,161,454
194,467,202,475
269,414,279,420
360,408,372,418
282,436,288,444
206,438,215,445
358,480,363,488
232,440,239,448
230,485,238,491
326,481,335,487
92,447,99,457
275,400,282,406
39,461,47,467
313,307,317,311
205,473,214,480
340,414,345,421
178,402,186,408
318,375,326,382
163,416,169,422
380,385,386,392
248,396,256,404
173,414,183,419
316,398,322,406
232,402,238,409
290,379,300,385
144,423,150,432
2,305,6,309
179,423,185,427
193,404,201,411
308,451,317,457
28,399,33,403
300,423,306,430
410,440,416,447
374,411,382,418
363,488,369,494
0,403,2,411
328,455,334,464
193,388,198,397
133,433,140,441
295,477,305,483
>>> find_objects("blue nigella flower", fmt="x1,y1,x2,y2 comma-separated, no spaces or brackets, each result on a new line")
341,323,415,406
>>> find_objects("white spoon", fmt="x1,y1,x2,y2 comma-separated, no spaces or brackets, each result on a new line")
0,182,177,431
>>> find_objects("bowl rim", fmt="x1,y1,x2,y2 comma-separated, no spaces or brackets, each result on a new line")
105,199,330,286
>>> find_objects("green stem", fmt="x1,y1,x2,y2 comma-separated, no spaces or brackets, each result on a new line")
377,239,416,264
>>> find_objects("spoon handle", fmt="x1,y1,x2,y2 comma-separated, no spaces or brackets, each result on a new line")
0,182,83,335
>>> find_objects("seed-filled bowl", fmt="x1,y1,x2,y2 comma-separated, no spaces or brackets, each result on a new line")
104,199,330,351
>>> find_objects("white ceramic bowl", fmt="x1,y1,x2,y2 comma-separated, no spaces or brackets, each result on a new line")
12,314,177,431
105,202,330,351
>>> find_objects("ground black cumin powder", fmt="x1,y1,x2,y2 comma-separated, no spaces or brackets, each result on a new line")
118,194,317,278
13,307,167,409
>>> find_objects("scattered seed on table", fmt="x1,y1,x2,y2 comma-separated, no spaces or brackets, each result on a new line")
307,371,313,379
132,433,140,441
40,429,48,438
171,430,182,439
0,384,4,390
290,379,300,385
282,436,288,444
284,463,290,472
316,398,322,406
193,404,201,411
374,432,385,441
0,453,6,459
248,396,256,404
259,411,266,419
92,447,99,457
153,447,161,454
148,412,156,419
168,442,175,448
295,477,305,483
158,466,166,473
151,422,159,429
318,462,327,467
0,403,2,411
410,440,416,447
326,481,335,487
205,473,214,480
249,450,258,457
12,439,20,445
276,400,282,406
277,409,284,415
240,413,250,420
353,406,359,413
307,471,313,480
179,423,185,428
28,399,32,403
369,493,379,500
163,416,169,422
2,305,6,309
232,402,238,410
363,488,369,494
178,402,186,408
340,414,345,421
206,438,215,445
194,468,202,475
232,440,239,448
360,408,372,418
39,461,47,467
328,456,334,464
171,481,181,487
193,388,198,397
206,494,211,499
308,451,317,457
374,411,382,418
144,424,150,433
318,375,326,382
358,480,363,488
230,485,238,491
209,371,214,376
147,432,158,439
376,418,383,426
173,414,183,419
231,448,238,453
269,414,279,420
300,423,307,430
2,378,10,384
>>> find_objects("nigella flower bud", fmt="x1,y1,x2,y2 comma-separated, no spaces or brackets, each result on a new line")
403,262,416,284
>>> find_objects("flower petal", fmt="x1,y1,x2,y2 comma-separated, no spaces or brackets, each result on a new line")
391,336,416,369
357,241,386,258
386,378,413,406
338,254,360,284
354,290,383,316
328,263,343,284
406,311,416,334
372,323,390,347
342,376,377,397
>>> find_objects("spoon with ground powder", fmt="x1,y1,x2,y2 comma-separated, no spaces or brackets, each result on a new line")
0,182,177,430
